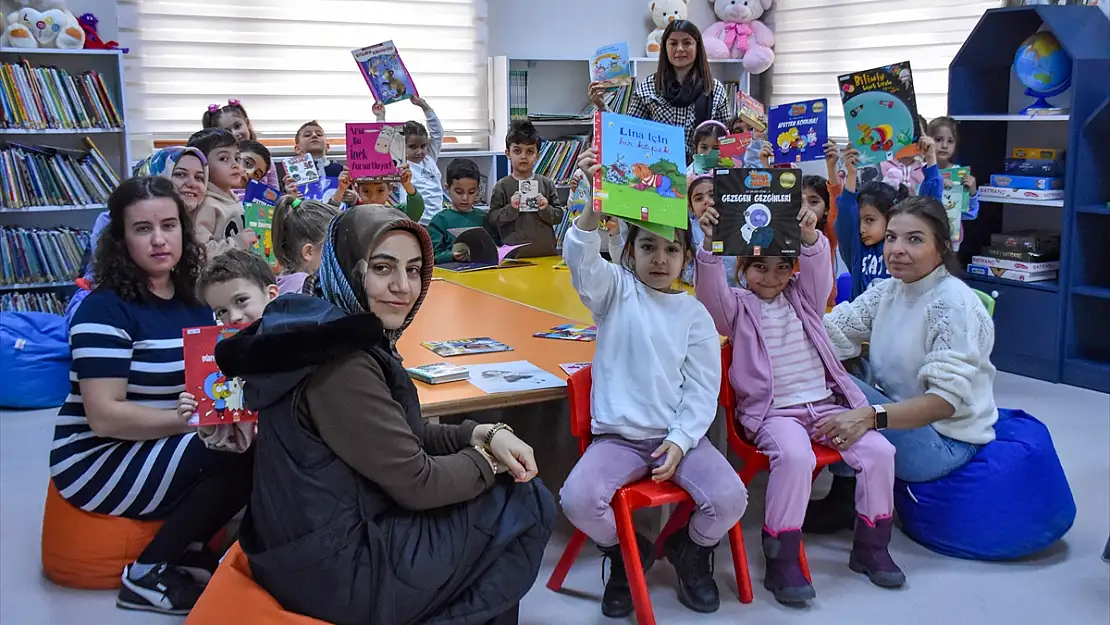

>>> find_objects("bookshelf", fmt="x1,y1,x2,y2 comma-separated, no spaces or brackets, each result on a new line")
947,5,1110,391
1,47,131,312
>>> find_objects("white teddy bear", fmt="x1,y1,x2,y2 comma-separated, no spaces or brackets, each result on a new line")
646,0,688,57
3,0,85,49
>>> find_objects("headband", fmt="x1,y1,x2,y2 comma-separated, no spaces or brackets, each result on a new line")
687,172,714,187
696,120,729,133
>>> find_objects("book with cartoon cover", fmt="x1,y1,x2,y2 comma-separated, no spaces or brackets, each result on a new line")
736,92,766,131
422,337,514,357
242,180,280,267
592,111,688,230
556,171,591,251
533,324,597,342
838,61,920,167
590,42,632,88
518,177,541,213
346,122,405,182
940,167,970,248
183,325,257,427
718,132,752,165
437,227,533,272
283,154,320,185
299,176,342,203
712,168,802,257
768,99,828,163
351,40,419,105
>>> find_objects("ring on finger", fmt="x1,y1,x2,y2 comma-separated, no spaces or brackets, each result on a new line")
833,435,844,445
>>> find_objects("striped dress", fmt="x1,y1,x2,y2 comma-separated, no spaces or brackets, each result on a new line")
760,294,832,409
50,290,214,517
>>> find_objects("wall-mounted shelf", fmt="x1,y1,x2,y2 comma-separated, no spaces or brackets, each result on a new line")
950,114,1070,121
0,204,106,214
0,280,76,292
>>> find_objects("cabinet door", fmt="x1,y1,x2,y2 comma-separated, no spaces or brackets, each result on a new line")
964,277,1061,382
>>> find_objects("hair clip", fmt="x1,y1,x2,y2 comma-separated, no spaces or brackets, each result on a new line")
291,198,303,209
207,104,219,112
228,98,240,106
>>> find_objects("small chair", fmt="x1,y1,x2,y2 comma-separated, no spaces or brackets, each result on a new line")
545,366,753,625
186,542,327,625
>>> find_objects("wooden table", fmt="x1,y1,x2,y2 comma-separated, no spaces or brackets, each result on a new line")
398,280,595,417
433,256,591,323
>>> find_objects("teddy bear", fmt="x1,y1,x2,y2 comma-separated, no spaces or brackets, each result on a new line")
703,0,775,74
3,0,85,49
646,0,688,57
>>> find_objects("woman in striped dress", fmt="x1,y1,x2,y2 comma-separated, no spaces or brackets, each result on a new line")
51,176,252,616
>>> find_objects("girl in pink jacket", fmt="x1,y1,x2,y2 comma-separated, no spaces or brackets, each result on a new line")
693,205,903,605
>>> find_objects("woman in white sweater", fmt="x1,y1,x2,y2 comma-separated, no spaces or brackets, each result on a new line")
806,195,999,532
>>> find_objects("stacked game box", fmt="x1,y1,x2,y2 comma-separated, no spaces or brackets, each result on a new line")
979,148,1066,202
967,230,1060,283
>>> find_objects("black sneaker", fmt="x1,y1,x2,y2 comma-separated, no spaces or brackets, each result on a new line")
117,563,205,615
178,543,220,582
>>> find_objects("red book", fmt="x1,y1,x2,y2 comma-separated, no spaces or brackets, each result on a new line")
182,325,257,427
719,132,753,162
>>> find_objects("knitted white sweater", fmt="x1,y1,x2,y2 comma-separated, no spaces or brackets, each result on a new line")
823,266,998,444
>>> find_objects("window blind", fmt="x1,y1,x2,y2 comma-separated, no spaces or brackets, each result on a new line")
118,0,489,154
769,0,1001,140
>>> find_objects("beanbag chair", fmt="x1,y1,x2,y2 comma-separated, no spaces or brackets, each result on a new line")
835,272,851,304
187,542,328,625
895,409,1076,560
0,312,70,409
41,480,163,589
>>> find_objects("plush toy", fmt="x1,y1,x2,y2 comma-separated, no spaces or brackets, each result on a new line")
703,0,775,74
646,0,688,57
78,13,127,52
3,0,85,49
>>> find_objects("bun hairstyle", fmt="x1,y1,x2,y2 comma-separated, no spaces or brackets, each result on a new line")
886,195,962,274
270,195,340,273
505,120,541,149
201,99,255,140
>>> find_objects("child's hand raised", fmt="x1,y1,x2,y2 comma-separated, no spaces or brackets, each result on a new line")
399,165,416,194
759,141,774,167
587,83,608,111
698,205,719,250
372,102,386,121
576,148,600,180
798,207,819,246
283,175,302,197
919,135,937,166
409,95,429,110
650,441,684,483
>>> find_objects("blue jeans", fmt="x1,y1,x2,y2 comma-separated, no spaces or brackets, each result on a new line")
829,372,982,483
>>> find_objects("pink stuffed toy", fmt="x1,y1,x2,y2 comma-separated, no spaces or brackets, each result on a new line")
703,0,775,75
880,157,925,195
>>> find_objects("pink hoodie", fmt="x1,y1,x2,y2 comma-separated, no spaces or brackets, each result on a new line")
694,233,867,435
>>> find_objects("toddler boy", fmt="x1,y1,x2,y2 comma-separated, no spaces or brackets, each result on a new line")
428,159,499,264
488,120,564,257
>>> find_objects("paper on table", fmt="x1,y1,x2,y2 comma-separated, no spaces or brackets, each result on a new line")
467,361,567,394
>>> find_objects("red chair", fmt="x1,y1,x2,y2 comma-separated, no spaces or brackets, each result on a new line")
657,343,844,584
545,366,753,625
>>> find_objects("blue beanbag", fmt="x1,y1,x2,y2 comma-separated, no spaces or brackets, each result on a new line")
0,312,71,409
836,272,851,304
894,409,1075,560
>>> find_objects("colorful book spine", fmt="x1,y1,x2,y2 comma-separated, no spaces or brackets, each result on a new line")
0,141,120,209
0,226,90,287
0,60,123,130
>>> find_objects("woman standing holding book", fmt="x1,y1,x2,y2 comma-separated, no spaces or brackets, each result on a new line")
588,20,730,162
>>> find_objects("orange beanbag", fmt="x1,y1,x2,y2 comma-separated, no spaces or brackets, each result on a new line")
186,542,329,624
41,479,164,590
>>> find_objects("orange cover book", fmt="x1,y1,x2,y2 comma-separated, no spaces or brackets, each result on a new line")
182,325,257,426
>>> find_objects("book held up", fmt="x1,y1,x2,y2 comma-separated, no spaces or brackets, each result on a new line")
838,61,920,167
346,122,405,182
183,325,257,427
351,40,419,106
712,168,802,257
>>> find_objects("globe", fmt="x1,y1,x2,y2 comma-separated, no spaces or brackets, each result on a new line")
1013,32,1072,113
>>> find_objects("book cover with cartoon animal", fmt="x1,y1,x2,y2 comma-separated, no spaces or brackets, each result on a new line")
768,99,828,163
351,40,419,105
590,42,632,88
242,180,280,267
592,111,688,230
712,168,802,257
517,177,541,212
718,132,752,164
183,325,258,427
838,62,920,167
940,167,970,248
346,122,405,182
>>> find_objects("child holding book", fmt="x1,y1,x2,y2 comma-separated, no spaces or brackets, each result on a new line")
928,116,979,220
351,169,425,221
384,98,445,223
694,204,903,606
292,120,345,178
429,159,499,264
270,196,340,295
191,249,280,453
488,121,565,257
680,174,738,288
187,128,256,258
559,150,747,618
202,100,278,189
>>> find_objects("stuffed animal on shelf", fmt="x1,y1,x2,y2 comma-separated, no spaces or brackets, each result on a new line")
646,0,688,57
703,0,775,74
3,0,85,49
78,13,127,52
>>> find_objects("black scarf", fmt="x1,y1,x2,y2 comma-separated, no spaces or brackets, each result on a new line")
661,71,712,122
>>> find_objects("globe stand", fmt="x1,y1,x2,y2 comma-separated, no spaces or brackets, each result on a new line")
1020,76,1071,116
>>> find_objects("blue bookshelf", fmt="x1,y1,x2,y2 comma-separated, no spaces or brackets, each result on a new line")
948,5,1110,390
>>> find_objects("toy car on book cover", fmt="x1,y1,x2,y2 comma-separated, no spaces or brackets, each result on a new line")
712,168,801,257
592,112,687,230
183,325,257,426
768,98,828,163
838,61,920,167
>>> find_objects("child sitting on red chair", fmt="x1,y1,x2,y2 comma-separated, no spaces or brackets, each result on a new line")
559,149,747,618
694,203,905,605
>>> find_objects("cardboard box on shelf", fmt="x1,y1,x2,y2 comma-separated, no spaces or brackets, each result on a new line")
1011,147,1062,160
970,255,1060,273
988,174,1064,190
967,264,1057,283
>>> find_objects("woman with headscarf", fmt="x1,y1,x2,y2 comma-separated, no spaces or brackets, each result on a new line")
215,205,555,625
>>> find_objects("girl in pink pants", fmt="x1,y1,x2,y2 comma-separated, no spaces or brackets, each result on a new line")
694,206,903,605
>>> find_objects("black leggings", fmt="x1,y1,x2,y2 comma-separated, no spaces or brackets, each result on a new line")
136,440,253,565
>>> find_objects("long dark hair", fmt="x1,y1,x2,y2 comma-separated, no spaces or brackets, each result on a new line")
802,174,831,232
885,196,962,275
93,176,205,304
655,20,713,96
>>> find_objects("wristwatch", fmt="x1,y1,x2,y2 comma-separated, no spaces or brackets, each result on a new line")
484,423,514,451
872,404,888,430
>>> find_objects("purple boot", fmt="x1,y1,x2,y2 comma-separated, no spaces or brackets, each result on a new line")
761,529,816,604
849,515,906,588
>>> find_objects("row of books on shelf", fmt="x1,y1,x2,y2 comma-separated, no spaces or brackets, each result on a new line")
1,137,120,210
967,230,1060,283
510,71,633,123
534,137,587,184
0,291,68,314
0,226,90,287
1,59,124,130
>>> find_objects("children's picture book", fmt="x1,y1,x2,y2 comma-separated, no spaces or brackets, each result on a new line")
437,227,533,272
556,172,591,251
406,362,470,385
592,112,688,230
940,167,970,247
466,361,567,395
533,324,597,342
590,42,632,88
518,177,541,213
242,180,280,267
712,168,802,257
351,40,418,105
838,61,920,167
559,362,591,376
736,92,766,131
182,325,257,427
422,337,513,357
284,154,320,186
718,132,752,165
768,99,828,163
346,122,405,182
299,177,342,203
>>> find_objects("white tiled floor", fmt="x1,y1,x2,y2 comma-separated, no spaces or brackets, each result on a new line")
2,371,1108,624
